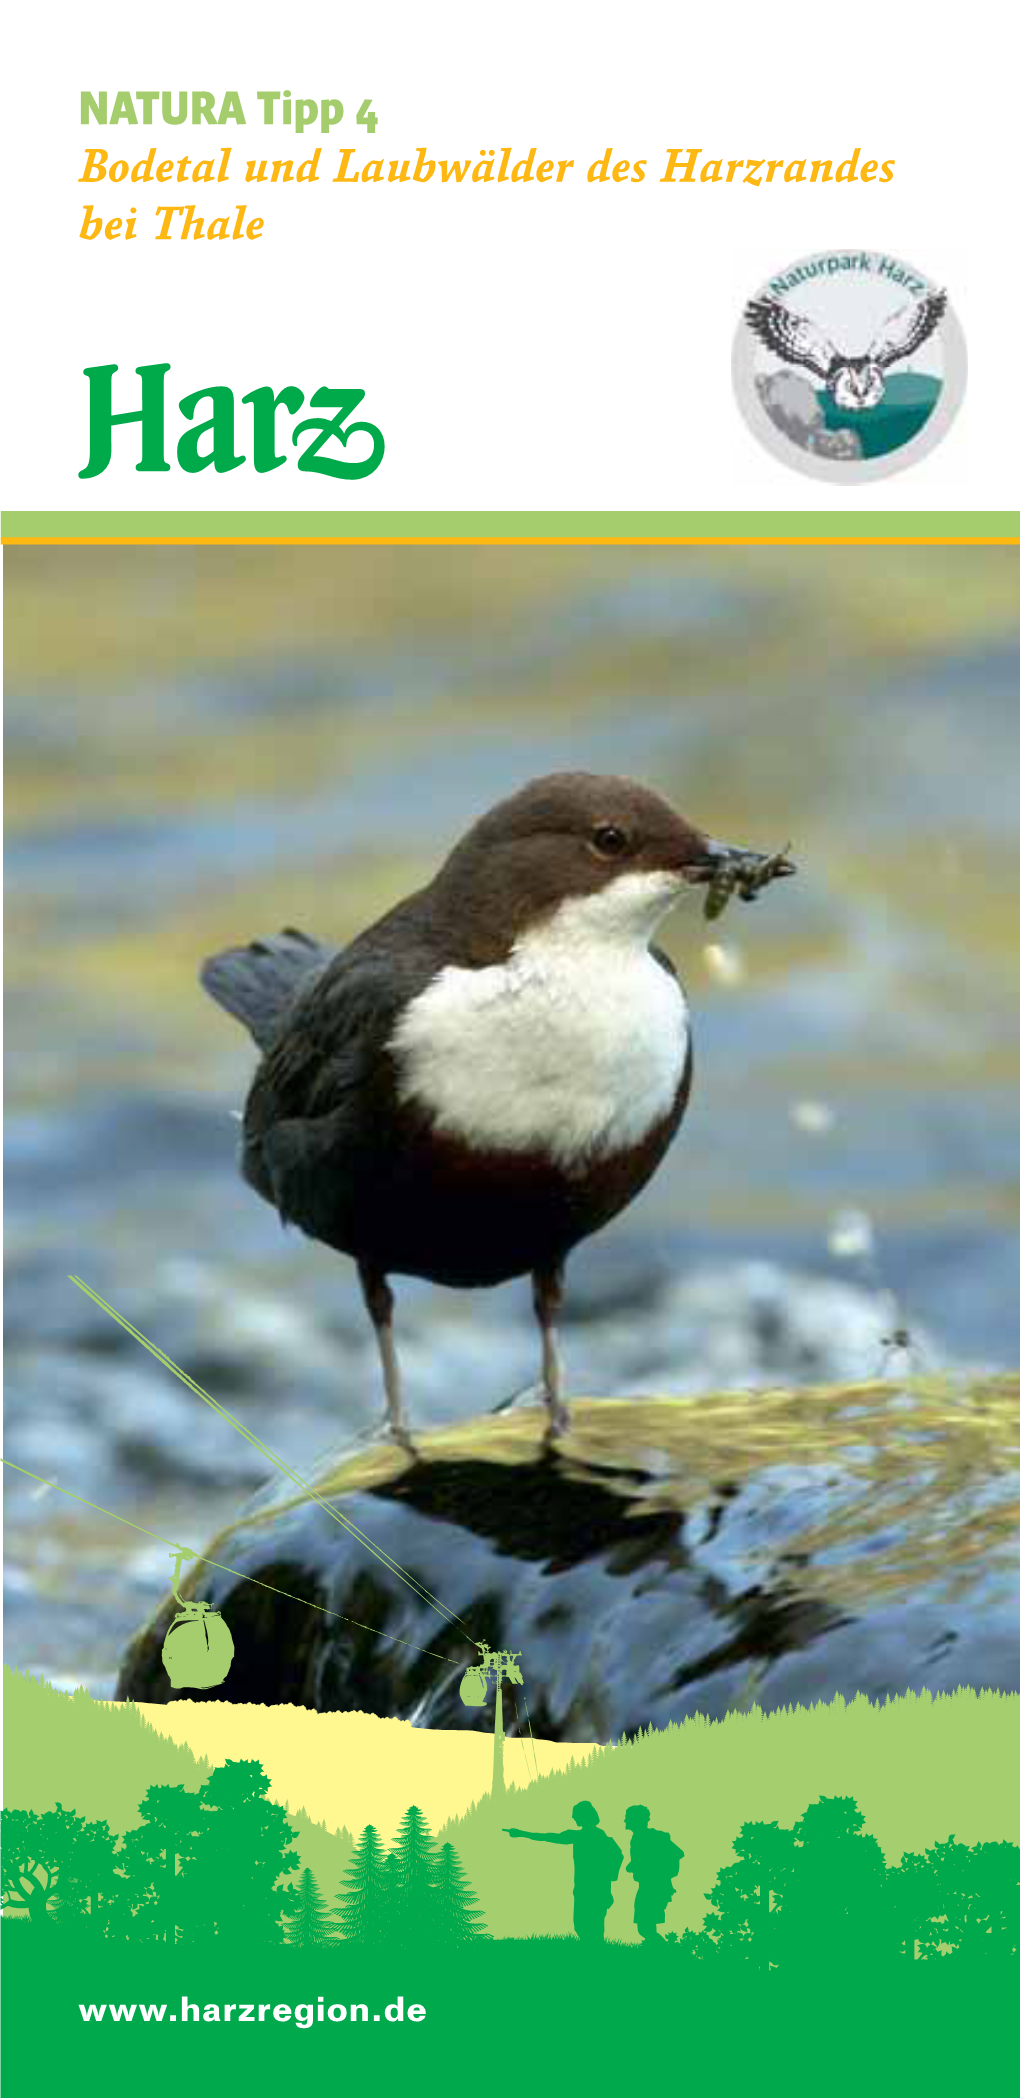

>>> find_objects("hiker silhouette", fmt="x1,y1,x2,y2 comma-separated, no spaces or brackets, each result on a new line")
504,1801,623,1943
624,1804,683,1944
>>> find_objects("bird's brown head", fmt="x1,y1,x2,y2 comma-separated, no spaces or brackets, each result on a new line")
427,771,770,961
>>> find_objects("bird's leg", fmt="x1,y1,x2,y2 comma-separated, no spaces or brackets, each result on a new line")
532,1263,570,1439
357,1262,415,1453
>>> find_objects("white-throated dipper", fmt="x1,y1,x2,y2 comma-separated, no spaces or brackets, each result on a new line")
201,773,793,1445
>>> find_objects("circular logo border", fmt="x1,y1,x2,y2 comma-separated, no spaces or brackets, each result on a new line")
732,248,968,484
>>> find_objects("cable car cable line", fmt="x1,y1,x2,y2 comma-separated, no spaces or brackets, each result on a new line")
510,1687,539,1783
521,1686,541,1778
5,1440,540,1776
0,1456,459,1665
68,1275,472,1636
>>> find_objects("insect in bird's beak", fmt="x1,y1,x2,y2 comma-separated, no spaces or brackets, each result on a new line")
684,840,796,921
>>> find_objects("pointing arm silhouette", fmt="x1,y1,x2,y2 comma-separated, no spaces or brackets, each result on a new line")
503,1828,575,1843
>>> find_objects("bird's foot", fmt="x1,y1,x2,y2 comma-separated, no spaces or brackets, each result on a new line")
386,1413,420,1458
491,1380,571,1442
542,1395,571,1444
352,1411,419,1458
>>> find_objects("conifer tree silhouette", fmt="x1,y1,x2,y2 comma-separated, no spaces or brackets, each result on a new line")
286,1866,335,1949
336,1823,389,1947
434,1842,489,1944
1,1805,89,1924
391,1804,440,1947
183,1759,300,1949
381,1850,400,1942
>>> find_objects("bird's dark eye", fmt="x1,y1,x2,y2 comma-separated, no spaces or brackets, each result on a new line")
591,824,629,859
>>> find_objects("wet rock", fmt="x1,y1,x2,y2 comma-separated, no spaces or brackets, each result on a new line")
117,1375,1020,1726
0,1247,1001,1695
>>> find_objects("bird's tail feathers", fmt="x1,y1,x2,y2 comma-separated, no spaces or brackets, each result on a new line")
200,926,332,1049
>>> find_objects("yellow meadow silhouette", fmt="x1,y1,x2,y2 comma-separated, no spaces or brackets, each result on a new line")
131,1703,589,1846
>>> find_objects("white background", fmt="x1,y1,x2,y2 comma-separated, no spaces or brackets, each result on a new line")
4,0,1018,512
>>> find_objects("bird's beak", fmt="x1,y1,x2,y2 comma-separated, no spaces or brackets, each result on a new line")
682,838,796,887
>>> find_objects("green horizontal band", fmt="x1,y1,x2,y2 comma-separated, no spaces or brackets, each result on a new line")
4,510,1020,543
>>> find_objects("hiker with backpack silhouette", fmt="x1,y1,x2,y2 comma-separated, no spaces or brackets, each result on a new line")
504,1801,624,1943
624,1804,683,1944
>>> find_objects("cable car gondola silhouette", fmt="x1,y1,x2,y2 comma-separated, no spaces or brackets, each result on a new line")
161,1546,235,1689
460,1668,487,1706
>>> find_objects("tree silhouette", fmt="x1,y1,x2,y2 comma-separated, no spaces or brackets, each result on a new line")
884,1842,930,1959
183,1759,300,1949
1,1805,88,1924
894,1835,1020,1962
967,1840,1020,1959
779,1796,887,1970
60,1817,121,1931
390,1804,439,1946
702,1820,793,1967
434,1842,488,1944
381,1851,400,1943
335,1823,389,1947
286,1867,335,1949
114,1784,205,1943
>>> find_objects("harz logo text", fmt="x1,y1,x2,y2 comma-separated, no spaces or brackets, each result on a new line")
80,363,385,480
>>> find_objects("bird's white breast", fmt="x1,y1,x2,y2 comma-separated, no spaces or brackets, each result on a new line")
389,875,689,1172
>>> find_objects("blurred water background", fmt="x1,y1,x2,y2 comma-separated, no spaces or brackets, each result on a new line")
5,544,1019,1694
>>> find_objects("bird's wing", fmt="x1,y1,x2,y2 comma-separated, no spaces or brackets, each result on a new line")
867,289,947,369
200,926,335,1051
248,946,424,1117
744,296,838,379
240,945,432,1234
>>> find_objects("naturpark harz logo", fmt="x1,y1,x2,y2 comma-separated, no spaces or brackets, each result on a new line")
732,248,966,482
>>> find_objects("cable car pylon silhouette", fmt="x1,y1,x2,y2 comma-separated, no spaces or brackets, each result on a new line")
459,1640,524,1801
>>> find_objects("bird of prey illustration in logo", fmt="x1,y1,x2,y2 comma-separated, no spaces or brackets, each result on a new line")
745,288,948,410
